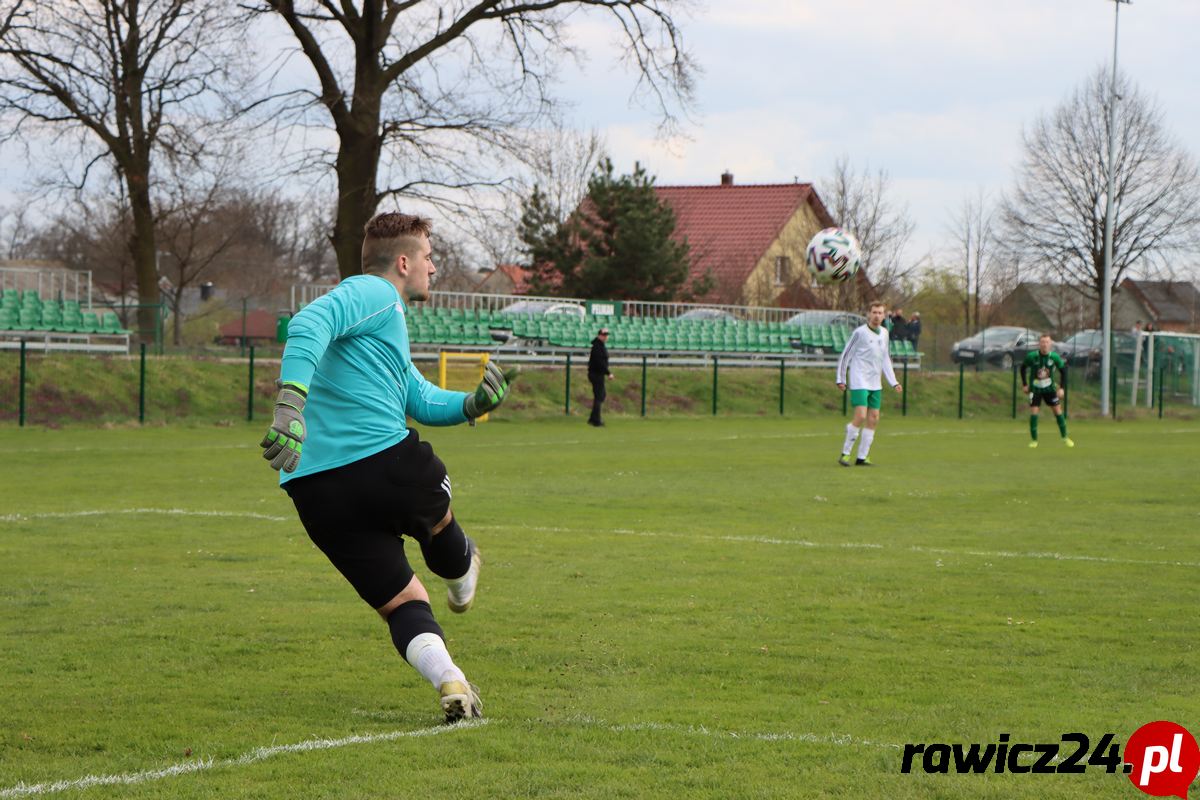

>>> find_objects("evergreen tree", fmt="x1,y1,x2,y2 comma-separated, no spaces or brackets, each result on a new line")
521,159,707,300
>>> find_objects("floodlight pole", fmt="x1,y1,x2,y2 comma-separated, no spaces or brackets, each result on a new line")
1100,0,1130,417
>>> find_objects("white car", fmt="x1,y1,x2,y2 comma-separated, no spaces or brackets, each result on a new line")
498,300,585,318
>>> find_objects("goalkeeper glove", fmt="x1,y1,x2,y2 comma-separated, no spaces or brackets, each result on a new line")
261,382,307,473
463,362,519,420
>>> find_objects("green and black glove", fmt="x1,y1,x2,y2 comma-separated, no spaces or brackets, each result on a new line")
463,362,519,420
261,382,307,473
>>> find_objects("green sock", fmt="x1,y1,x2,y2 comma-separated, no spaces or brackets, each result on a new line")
1057,414,1068,438
1029,414,1038,441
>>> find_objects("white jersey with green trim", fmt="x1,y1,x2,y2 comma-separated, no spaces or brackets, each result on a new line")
836,324,898,391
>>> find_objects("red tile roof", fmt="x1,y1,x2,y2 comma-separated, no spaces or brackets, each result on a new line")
653,182,836,295
476,263,532,294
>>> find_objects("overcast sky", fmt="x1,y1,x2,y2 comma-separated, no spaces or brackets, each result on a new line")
2,0,1196,275
554,0,1200,267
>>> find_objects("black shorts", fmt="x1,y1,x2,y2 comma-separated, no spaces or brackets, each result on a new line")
1029,389,1060,408
283,430,452,608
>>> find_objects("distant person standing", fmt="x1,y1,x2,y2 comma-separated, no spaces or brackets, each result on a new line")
587,327,613,427
907,312,922,349
836,302,903,466
889,308,908,342
1020,333,1073,449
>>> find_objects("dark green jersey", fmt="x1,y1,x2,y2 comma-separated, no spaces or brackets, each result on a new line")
1021,350,1066,393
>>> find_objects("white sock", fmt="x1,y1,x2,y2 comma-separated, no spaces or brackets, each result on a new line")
857,428,876,460
405,632,466,688
444,549,477,600
842,423,861,455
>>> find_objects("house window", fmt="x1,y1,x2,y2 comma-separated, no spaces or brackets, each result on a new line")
774,256,791,286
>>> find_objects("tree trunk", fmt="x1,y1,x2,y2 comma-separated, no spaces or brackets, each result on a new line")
127,171,160,344
331,127,382,280
172,289,183,346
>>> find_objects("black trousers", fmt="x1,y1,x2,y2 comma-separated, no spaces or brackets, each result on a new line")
588,374,606,424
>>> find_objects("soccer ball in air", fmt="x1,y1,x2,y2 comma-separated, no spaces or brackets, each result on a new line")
806,227,862,285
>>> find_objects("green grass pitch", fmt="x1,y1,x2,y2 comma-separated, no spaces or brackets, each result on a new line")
1,417,1197,799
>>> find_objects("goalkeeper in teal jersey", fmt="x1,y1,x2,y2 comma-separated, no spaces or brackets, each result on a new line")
1020,333,1074,448
259,212,518,723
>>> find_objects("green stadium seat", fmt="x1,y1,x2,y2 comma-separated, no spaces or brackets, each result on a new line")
79,312,100,333
99,312,130,334
39,308,64,331
0,307,15,330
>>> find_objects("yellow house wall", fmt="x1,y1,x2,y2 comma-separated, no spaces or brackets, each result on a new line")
739,203,826,306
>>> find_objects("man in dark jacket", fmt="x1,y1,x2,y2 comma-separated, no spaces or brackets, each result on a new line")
889,308,908,342
907,312,921,349
587,327,612,426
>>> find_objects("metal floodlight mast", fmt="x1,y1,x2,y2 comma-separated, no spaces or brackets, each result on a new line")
1101,0,1132,416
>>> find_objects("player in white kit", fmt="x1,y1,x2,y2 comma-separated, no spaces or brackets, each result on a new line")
836,302,903,466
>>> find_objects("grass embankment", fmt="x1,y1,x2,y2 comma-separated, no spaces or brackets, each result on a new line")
1,351,1186,427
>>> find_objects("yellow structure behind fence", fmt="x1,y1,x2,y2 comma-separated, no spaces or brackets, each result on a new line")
438,351,491,422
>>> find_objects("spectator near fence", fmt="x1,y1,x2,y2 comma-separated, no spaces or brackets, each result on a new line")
908,312,921,349
587,327,613,427
889,308,908,342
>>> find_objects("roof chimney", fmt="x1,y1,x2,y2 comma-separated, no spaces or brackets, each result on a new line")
720,171,733,187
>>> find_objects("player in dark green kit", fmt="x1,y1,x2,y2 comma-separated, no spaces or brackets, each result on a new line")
1020,333,1073,449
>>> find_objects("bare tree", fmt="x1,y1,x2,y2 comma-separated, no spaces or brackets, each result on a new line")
0,201,33,259
22,194,138,303
819,157,917,302
1002,67,1200,322
249,0,695,280
0,0,250,339
155,159,255,345
947,188,999,334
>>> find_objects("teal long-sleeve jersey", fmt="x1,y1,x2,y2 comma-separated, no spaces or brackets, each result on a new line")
277,274,468,484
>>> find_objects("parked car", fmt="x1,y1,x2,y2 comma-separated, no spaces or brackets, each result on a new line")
1060,329,1138,367
951,326,1064,370
675,307,739,323
497,300,586,318
782,310,867,328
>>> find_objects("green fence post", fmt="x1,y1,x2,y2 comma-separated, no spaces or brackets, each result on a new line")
564,353,571,416
958,362,964,420
842,386,847,416
18,339,26,427
1062,368,1069,419
138,342,146,424
902,359,908,417
641,355,647,417
1159,366,1165,419
712,356,719,416
247,345,255,422
1011,361,1017,419
1110,364,1117,420
779,359,785,415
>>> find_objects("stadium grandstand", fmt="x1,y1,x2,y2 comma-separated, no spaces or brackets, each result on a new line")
289,285,921,365
0,263,131,353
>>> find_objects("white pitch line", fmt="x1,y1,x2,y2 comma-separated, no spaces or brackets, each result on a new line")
6,511,1195,570
0,508,291,524
0,721,487,798
908,544,1200,569
2,713,899,799
474,523,1200,570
